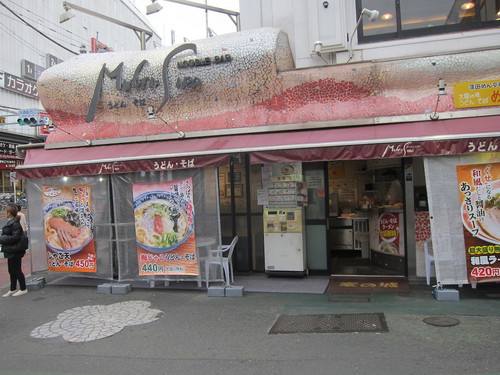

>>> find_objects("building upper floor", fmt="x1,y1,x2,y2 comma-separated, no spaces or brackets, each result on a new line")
0,0,161,139
239,0,500,68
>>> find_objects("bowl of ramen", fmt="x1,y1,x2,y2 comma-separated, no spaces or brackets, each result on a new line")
281,165,294,175
133,191,194,253
379,241,399,255
44,200,94,254
461,181,500,245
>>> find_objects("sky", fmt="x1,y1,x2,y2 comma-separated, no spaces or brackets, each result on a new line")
131,0,240,46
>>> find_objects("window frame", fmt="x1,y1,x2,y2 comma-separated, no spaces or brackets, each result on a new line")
356,0,500,43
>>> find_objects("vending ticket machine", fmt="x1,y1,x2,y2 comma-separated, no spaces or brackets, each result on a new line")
260,163,307,275
263,208,306,273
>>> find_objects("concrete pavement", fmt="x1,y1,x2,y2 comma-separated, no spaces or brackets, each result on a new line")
0,276,499,375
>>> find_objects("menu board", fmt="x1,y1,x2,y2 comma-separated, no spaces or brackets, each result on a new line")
261,163,307,208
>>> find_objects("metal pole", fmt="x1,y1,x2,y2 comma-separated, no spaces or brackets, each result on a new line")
164,0,240,31
62,1,154,50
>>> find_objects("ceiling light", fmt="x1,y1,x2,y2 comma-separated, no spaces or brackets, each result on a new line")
146,0,163,15
381,13,393,21
461,2,475,10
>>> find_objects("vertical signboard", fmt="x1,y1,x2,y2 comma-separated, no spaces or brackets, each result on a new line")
378,212,401,255
457,162,500,283
42,185,96,272
133,178,198,276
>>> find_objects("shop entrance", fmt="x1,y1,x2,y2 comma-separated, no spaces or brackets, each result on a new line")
218,156,407,277
326,159,406,276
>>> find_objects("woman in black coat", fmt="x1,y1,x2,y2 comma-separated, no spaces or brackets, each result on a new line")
1,204,28,297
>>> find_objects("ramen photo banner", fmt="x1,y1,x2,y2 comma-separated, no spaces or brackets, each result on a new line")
42,185,96,273
457,162,500,283
377,212,401,255
133,178,198,276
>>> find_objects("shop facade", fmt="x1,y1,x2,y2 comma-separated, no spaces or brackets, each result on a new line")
16,28,500,287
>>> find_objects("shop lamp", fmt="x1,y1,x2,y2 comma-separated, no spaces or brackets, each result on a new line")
348,8,379,59
311,41,329,64
430,78,447,120
59,8,75,23
146,1,163,15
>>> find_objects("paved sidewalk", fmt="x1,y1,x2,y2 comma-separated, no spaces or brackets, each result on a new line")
0,277,499,375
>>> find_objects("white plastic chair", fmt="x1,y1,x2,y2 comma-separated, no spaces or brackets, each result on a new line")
424,237,435,285
205,236,238,288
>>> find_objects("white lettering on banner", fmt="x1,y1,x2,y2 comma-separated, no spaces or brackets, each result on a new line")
467,140,498,153
98,162,123,174
4,73,38,98
153,159,195,170
381,142,416,158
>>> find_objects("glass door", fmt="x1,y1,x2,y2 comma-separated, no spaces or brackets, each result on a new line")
303,162,329,272
218,154,264,272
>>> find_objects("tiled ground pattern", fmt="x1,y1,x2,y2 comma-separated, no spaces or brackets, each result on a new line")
30,300,163,342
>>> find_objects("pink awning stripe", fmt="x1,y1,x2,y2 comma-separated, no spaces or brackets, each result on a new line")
16,115,500,179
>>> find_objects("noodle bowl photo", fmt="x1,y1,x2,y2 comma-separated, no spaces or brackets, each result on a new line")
44,201,94,254
134,191,194,253
461,181,500,245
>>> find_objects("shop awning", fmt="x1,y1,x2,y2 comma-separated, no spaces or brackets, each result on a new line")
16,115,500,179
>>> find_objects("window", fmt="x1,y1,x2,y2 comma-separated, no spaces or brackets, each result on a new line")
357,0,500,42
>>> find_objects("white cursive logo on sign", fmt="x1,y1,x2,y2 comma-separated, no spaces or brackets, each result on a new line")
98,162,122,174
381,142,416,158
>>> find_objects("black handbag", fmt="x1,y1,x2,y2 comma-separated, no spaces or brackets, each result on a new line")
19,233,29,251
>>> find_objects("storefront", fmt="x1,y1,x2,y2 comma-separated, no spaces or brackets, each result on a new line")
16,28,500,287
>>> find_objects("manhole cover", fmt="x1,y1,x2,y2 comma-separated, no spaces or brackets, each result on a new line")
423,316,460,327
269,313,388,334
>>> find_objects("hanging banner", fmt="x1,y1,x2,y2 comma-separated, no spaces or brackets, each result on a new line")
457,162,500,283
133,178,198,276
42,185,96,272
377,212,401,255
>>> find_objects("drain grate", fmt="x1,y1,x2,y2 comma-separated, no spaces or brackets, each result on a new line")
269,313,388,334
